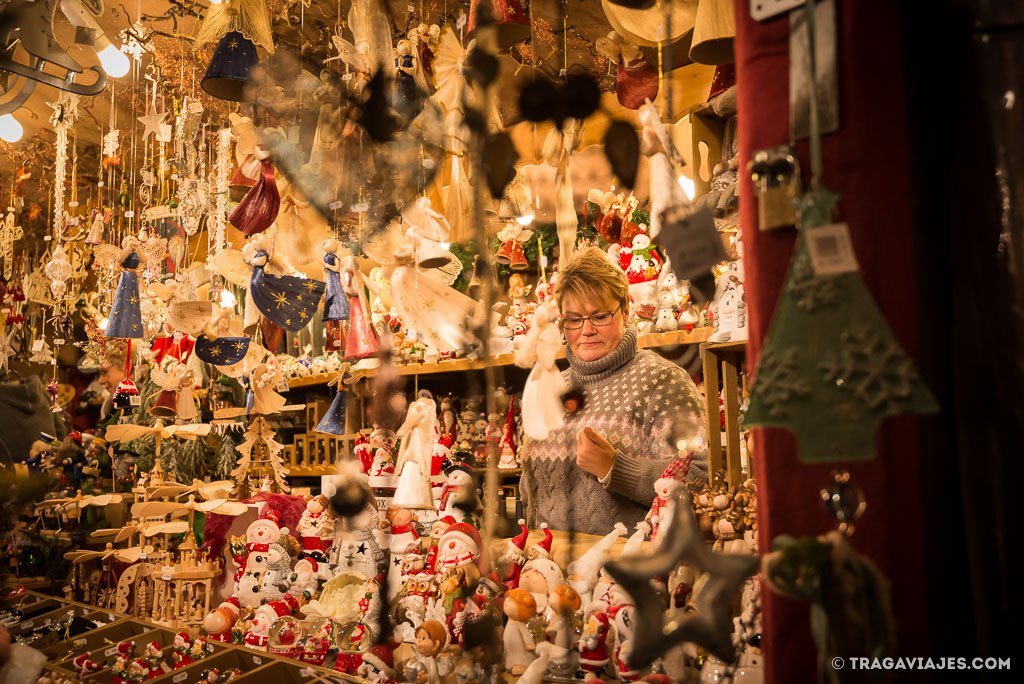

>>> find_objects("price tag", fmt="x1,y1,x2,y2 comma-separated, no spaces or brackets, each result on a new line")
20,621,32,630
161,573,171,581
69,201,79,207
125,211,135,218
276,380,290,393
131,394,142,407
352,202,369,212
108,614,116,621
44,235,51,241
329,201,344,211
105,646,119,657
98,181,104,187
299,668,314,678
806,223,859,276
54,338,65,346
6,206,13,211
173,672,187,683
251,656,262,666
171,174,179,180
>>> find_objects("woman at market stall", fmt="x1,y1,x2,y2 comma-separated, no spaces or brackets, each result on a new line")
520,247,706,536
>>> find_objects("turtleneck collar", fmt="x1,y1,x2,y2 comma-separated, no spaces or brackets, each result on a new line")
566,327,639,387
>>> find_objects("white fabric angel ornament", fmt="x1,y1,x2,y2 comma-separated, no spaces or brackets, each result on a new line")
362,217,476,354
395,395,440,477
150,360,198,421
514,300,568,440
249,361,287,415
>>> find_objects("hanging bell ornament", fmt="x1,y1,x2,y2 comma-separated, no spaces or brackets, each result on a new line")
748,146,802,231
112,378,141,413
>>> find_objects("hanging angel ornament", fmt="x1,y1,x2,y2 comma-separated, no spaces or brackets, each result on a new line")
271,176,337,277
84,208,109,245
514,300,568,440
595,32,659,110
395,394,440,477
195,306,250,366
638,103,691,239
229,146,280,236
542,121,583,269
150,360,198,420
321,239,351,353
103,237,148,339
193,0,275,54
363,221,476,353
341,255,378,360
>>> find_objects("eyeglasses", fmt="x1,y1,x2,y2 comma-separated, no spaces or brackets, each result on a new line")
561,308,619,330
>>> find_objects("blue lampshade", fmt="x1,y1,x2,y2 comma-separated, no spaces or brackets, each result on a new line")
201,31,259,102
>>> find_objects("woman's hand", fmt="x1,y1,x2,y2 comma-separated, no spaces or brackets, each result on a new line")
576,427,615,479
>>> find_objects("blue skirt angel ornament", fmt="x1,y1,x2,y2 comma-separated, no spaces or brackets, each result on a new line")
322,239,350,352
315,363,354,435
105,236,148,338
242,237,326,332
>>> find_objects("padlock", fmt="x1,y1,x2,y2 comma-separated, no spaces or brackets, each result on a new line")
748,146,802,230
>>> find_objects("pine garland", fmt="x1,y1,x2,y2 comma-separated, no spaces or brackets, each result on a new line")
213,430,240,480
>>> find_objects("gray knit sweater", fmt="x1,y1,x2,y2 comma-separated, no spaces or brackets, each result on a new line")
520,327,707,535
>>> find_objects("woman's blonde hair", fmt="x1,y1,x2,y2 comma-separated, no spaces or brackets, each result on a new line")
554,247,630,314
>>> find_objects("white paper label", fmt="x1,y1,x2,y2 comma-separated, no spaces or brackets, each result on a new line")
173,673,187,683
252,656,262,665
105,646,119,657
131,394,142,407
54,338,65,346
806,222,859,275
20,621,32,630
98,181,105,187
69,202,79,207
276,381,290,393
108,614,116,621
352,202,369,212
300,668,314,678
124,211,135,218
161,573,171,581
171,174,179,181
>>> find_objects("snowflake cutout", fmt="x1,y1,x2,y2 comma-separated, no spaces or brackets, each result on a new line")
119,21,151,63
819,329,917,411
786,250,840,312
748,347,809,418
102,129,120,157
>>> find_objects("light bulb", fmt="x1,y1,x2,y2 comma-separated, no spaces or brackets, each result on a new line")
440,242,450,250
97,44,130,78
677,174,696,201
0,114,23,143
219,289,237,307
99,317,110,329
516,213,535,226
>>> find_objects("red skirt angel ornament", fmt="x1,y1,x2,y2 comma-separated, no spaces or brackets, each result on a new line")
340,255,379,360
595,32,659,110
229,146,279,236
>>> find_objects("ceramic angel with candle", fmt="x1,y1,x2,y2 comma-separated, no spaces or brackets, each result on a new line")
545,585,583,677
514,299,567,440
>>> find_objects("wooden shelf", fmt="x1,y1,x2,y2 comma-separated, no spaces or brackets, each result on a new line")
286,327,713,388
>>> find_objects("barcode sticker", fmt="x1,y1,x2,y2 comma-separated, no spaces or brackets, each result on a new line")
806,223,858,275
173,673,187,683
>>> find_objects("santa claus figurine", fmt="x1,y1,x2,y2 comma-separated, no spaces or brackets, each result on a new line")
72,653,104,676
244,595,298,649
358,642,397,684
287,557,321,600
499,519,529,590
431,434,454,477
435,522,484,638
367,427,398,489
297,495,335,565
353,433,373,473
168,632,190,669
579,611,612,680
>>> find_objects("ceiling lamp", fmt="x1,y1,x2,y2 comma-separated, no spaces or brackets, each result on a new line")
0,0,130,113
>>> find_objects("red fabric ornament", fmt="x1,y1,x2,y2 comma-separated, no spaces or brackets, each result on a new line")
229,153,279,236
616,58,659,111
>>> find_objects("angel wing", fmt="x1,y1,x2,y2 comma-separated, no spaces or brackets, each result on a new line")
207,249,252,288
361,223,406,266
164,423,213,440
105,423,156,443
328,35,371,72
147,281,180,303
150,363,182,391
91,243,123,270
168,301,214,335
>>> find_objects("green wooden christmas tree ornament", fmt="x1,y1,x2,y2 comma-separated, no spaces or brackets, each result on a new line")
742,0,938,462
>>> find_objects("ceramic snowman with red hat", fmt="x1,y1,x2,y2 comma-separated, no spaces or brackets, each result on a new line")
244,595,298,649
437,454,475,521
435,522,484,638
645,457,689,542
499,519,529,589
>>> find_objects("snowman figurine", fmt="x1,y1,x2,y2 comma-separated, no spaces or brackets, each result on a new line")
653,290,679,333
